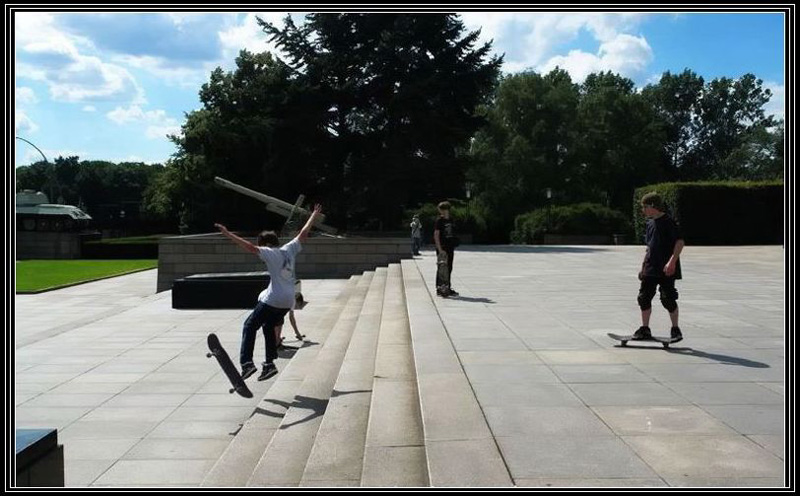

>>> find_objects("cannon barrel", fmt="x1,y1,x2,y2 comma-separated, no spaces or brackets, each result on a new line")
214,176,336,234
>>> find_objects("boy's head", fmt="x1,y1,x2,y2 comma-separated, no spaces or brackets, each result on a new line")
640,192,666,216
437,201,451,214
257,230,280,247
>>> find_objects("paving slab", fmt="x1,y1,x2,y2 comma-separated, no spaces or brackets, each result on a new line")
411,245,785,488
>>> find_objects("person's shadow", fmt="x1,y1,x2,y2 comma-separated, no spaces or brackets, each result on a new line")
615,344,770,368
447,295,495,304
666,347,771,368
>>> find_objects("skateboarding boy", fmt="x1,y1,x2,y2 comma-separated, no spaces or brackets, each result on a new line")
633,192,685,342
215,204,323,381
434,201,459,297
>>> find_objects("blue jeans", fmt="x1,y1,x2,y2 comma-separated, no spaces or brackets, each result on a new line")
240,302,289,366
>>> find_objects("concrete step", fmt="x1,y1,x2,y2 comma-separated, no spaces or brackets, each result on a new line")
201,275,361,487
245,272,376,486
400,260,513,487
299,267,388,486
361,263,428,486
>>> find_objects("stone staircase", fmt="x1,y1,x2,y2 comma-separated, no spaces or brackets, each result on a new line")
201,262,513,487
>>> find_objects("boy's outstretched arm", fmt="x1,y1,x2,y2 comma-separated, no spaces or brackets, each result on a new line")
215,223,259,255
297,204,323,243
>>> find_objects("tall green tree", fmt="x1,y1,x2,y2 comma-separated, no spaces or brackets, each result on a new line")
467,69,580,240
573,71,665,210
260,13,502,229
641,69,705,179
691,73,775,179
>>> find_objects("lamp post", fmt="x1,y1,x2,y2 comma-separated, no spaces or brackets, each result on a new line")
545,188,552,241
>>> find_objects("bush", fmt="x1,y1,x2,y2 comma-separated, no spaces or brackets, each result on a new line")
633,181,783,245
511,203,631,244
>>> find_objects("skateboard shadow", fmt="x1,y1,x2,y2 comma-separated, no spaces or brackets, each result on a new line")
613,344,770,368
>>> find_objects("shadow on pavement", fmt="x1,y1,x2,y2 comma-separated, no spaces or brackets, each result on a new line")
446,295,496,304
613,344,770,368
458,245,611,254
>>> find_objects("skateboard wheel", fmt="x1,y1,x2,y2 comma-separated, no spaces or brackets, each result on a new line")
621,340,628,346
228,388,235,394
206,352,213,358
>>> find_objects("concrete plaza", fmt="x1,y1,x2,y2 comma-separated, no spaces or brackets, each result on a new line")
14,245,787,487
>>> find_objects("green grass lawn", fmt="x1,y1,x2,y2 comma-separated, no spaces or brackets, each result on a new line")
16,260,158,293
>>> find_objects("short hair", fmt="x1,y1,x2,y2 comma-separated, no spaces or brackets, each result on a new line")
257,230,280,247
641,192,666,212
437,201,451,211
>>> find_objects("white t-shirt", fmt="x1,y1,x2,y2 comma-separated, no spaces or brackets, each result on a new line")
256,238,302,308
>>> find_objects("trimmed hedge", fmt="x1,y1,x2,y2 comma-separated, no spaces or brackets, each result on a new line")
511,203,631,244
633,181,783,245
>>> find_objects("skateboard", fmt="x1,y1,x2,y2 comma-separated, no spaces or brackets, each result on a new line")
607,332,680,349
206,333,253,398
436,251,451,294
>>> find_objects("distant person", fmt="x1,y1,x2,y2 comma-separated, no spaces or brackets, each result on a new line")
215,204,323,381
410,214,422,256
631,192,685,342
434,201,459,297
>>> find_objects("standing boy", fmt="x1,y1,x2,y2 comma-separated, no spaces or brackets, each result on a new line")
633,192,685,342
434,201,459,297
410,214,422,256
215,204,323,381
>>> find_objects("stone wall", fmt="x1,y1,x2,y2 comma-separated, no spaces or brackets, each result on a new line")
16,232,83,260
156,234,413,293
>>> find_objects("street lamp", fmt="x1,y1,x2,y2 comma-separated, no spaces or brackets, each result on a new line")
545,188,552,239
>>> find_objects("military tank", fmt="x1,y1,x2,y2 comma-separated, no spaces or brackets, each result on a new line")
16,190,93,232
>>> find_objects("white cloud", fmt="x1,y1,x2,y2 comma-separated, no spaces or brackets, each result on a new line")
15,111,39,134
145,124,181,140
763,81,784,120
218,12,298,68
16,87,38,104
106,105,181,140
15,12,145,104
459,12,650,81
536,33,653,84
82,105,96,112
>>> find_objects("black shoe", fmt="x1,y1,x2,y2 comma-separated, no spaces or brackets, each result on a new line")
670,326,683,342
240,362,257,380
448,288,459,296
258,362,278,381
631,326,652,340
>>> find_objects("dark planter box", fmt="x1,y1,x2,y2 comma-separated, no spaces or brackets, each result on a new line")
171,272,303,310
172,272,271,309
16,429,64,487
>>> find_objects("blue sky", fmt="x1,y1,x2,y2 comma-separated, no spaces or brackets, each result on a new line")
14,11,786,168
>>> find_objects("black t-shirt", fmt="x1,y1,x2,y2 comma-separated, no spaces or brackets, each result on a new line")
643,214,683,279
434,216,456,249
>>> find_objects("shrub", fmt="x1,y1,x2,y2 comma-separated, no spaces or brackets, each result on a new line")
633,181,783,245
511,203,631,244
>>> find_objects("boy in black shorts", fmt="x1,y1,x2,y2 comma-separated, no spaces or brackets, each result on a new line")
633,192,685,342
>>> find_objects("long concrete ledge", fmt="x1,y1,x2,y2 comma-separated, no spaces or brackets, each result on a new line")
157,234,412,292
